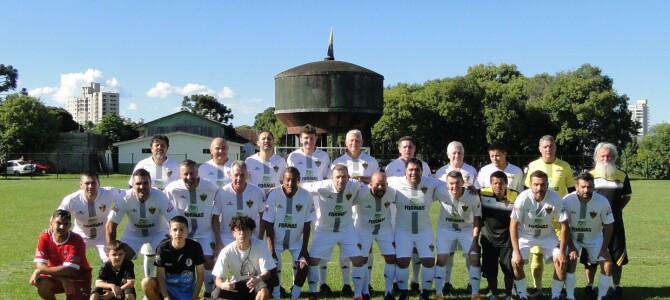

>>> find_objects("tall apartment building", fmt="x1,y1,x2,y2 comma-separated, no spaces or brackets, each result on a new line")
628,99,649,137
66,82,119,124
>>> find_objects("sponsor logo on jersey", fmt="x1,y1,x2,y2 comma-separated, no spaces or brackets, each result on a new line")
148,207,156,214
545,207,553,215
258,183,275,188
185,212,204,217
590,211,597,218
296,203,303,212
99,204,106,212
279,223,297,228
246,199,254,208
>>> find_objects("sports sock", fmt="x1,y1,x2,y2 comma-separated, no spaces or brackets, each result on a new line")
308,265,319,293
319,261,328,285
396,266,409,290
597,274,612,299
352,266,366,297
411,252,421,284
514,279,527,299
384,263,395,295
291,284,302,300
421,265,435,292
434,265,446,295
341,256,351,285
551,279,564,298
469,266,481,297
444,254,454,283
143,254,156,277
204,269,214,294
565,272,576,299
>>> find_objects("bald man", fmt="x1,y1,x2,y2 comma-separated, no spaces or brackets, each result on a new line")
199,137,233,188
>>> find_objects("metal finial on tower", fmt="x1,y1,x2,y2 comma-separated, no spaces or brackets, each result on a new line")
325,28,334,60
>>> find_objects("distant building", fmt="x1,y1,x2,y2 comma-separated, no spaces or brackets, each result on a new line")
66,82,119,125
629,99,649,137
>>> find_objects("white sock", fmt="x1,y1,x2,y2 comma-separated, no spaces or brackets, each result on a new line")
384,263,395,295
272,285,281,300
291,285,301,300
341,256,351,285
444,254,454,283
551,279,564,298
362,265,370,294
421,265,435,292
565,272,576,299
204,269,214,294
143,254,155,277
396,266,409,290
469,266,481,297
308,265,319,293
319,261,328,286
352,266,366,297
411,252,421,284
514,279,527,298
597,274,612,299
434,265,447,295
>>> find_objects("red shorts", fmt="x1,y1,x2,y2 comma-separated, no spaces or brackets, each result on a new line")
39,275,91,300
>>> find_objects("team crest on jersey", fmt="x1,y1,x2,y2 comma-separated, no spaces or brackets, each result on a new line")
246,199,254,208
315,160,321,167
346,193,352,200
99,204,106,212
296,203,303,212
420,186,427,194
148,207,156,214
362,162,368,169
273,165,279,172
462,205,469,211
545,207,553,215
590,211,597,218
166,168,173,177
200,193,207,201
384,201,391,208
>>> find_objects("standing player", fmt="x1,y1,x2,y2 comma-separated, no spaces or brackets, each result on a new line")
560,172,614,300
479,171,518,300
388,158,442,300
219,161,266,245
199,137,233,188
510,170,567,300
302,164,367,300
478,143,524,192
246,130,287,195
30,209,93,300
107,169,178,279
524,135,575,298
262,167,316,300
434,171,483,300
58,171,123,262
164,159,224,299
129,135,180,190
352,172,397,300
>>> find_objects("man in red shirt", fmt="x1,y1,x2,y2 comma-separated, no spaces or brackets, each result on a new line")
30,209,92,300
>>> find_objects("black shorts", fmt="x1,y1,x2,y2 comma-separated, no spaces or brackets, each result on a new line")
580,222,628,267
91,286,136,298
480,235,513,279
212,286,256,300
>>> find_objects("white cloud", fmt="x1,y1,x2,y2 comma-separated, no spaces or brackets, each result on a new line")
181,83,214,96
127,103,137,110
28,69,122,104
28,86,57,99
217,87,235,99
146,82,175,98
146,82,235,100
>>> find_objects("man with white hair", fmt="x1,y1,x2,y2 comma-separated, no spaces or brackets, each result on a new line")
199,137,233,188
218,160,266,246
581,142,632,298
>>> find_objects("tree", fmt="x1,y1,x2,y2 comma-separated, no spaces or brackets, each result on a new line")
253,107,287,146
632,123,670,179
0,94,59,158
47,107,79,132
92,114,138,149
181,95,234,125
0,64,18,93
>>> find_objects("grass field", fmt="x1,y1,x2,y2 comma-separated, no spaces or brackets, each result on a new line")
1,175,669,299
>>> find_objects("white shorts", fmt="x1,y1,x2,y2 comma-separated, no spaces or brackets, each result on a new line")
395,229,434,258
82,234,109,262
121,233,168,259
516,235,560,263
358,229,395,257
436,226,475,255
191,234,215,256
573,236,607,264
309,229,362,260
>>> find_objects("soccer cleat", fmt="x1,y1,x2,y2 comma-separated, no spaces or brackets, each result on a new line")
279,286,289,297
368,284,374,293
584,285,596,300
435,294,445,300
488,295,499,300
363,294,371,300
410,281,420,293
472,293,481,300
308,292,318,300
551,298,560,300
393,282,400,295
613,286,623,297
481,288,493,297
420,289,431,300
320,283,332,294
354,296,364,300
442,282,454,295
467,283,473,293
384,292,396,300
341,284,353,296
528,288,542,299
397,290,409,300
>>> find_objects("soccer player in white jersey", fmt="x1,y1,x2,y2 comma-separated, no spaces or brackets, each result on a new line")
129,135,180,190
58,171,123,262
387,158,442,300
301,164,366,300
262,167,316,300
510,170,567,300
246,130,287,195
478,142,524,193
163,159,224,299
383,136,429,293
560,172,614,300
199,137,233,188
353,172,397,300
219,160,265,245
434,170,483,300
107,168,178,281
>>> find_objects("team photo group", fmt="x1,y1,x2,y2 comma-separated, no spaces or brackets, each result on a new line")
29,124,631,300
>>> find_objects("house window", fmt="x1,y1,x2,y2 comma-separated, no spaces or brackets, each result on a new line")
142,148,151,154
203,149,210,154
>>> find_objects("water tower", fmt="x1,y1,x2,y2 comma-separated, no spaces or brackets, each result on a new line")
274,31,384,148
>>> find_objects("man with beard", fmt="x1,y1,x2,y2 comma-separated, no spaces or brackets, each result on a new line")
246,131,287,196
129,135,180,190
200,137,234,188
219,161,266,246
581,143,632,298
164,159,224,299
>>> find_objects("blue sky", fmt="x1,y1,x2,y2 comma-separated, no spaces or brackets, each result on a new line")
2,1,668,127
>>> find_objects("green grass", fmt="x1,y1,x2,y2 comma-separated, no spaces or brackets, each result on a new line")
1,176,669,299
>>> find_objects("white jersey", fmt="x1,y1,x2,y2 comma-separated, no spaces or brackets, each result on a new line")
163,179,224,239
435,163,480,189
384,158,430,177
245,154,287,194
262,187,316,250
302,180,361,233
218,183,265,243
387,176,441,234
477,163,524,192
511,189,563,240
109,188,177,238
559,192,614,243
332,152,379,178
287,148,331,182
198,159,233,188
212,238,277,281
353,185,396,235
435,186,482,231
129,157,181,190
58,187,123,240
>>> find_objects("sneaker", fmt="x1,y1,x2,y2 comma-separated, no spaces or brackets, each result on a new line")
488,295,499,300
528,288,542,299
435,294,445,300
320,283,332,294
410,281,420,293
341,284,353,296
362,294,371,300
279,286,289,297
384,292,396,300
442,282,454,295
420,289,431,300
354,296,364,300
308,292,318,300
472,293,481,300
584,285,596,300
398,290,409,300
481,288,493,297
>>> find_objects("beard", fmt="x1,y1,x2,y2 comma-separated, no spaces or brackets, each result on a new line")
595,161,617,179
